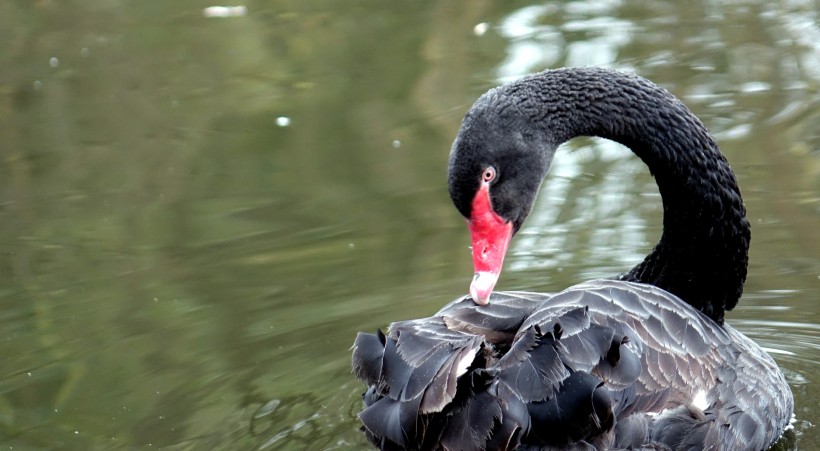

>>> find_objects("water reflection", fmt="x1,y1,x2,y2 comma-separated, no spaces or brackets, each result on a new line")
0,0,817,450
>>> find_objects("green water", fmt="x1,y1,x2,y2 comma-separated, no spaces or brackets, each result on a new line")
0,1,817,449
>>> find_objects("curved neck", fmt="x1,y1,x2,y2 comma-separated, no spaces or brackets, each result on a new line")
508,68,750,324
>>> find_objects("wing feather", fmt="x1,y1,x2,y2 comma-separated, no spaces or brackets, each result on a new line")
352,280,793,450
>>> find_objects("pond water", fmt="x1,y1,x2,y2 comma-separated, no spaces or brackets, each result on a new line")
0,1,818,449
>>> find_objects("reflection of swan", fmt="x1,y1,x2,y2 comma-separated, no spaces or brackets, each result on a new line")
352,67,793,450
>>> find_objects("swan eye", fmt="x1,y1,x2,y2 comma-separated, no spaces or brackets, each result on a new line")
482,166,496,183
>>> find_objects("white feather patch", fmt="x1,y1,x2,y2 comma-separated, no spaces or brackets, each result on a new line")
692,390,709,411
455,351,474,378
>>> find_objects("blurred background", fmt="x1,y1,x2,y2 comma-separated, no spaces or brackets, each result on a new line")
0,0,818,449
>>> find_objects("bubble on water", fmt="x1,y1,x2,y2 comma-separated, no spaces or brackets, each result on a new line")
81,47,90,57
474,22,490,36
33,80,42,90
392,139,401,148
276,116,291,127
49,57,59,68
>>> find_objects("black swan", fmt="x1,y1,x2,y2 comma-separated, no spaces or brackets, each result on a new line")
351,67,793,450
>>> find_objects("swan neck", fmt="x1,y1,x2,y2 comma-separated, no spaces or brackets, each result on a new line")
511,68,750,323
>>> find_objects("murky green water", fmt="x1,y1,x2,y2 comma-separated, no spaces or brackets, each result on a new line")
1,1,818,449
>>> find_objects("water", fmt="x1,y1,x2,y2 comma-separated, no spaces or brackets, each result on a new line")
0,1,817,449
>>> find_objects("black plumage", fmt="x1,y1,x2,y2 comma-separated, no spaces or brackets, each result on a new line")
352,68,793,450
353,282,792,450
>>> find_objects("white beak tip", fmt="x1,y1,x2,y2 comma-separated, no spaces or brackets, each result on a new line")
469,272,497,305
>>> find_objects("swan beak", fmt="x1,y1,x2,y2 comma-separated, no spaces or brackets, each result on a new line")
468,182,513,305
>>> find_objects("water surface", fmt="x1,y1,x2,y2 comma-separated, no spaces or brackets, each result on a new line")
0,1,817,449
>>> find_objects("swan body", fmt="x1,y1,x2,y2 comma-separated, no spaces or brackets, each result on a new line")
353,280,791,450
351,68,793,450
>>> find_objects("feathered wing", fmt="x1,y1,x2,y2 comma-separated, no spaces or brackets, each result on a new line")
351,280,793,450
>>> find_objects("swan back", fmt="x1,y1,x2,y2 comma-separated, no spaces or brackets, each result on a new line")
352,280,793,450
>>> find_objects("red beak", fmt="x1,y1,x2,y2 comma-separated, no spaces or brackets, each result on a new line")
468,182,513,305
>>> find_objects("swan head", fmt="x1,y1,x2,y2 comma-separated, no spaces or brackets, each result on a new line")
448,88,556,305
